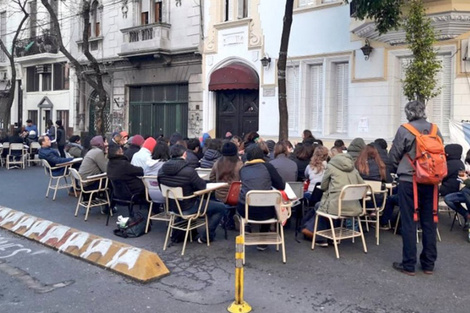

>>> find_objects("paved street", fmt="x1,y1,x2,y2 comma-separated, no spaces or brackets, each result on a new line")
0,165,469,313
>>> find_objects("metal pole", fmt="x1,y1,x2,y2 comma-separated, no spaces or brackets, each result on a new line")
227,235,252,313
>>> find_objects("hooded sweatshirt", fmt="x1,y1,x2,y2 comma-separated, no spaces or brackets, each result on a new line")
318,153,364,216
440,144,464,196
79,136,107,183
347,138,366,162
158,158,206,212
131,137,156,169
200,149,222,169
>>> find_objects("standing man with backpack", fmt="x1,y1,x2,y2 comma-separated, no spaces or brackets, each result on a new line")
389,100,447,276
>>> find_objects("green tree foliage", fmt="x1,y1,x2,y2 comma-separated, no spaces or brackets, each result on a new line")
402,0,441,103
347,0,405,34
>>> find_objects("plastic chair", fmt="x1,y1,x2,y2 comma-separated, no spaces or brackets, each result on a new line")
311,184,369,259
360,180,387,245
0,142,7,167
161,184,210,256
240,190,291,264
42,159,74,200
69,168,110,221
142,176,171,234
6,143,27,169
287,181,305,240
27,142,42,166
195,167,211,180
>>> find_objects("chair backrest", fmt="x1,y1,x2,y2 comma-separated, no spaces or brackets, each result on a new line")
2,142,9,149
286,181,304,200
364,180,382,193
338,184,369,216
9,143,24,153
30,141,40,152
110,179,134,202
42,159,53,175
69,168,81,181
160,184,184,199
196,168,211,178
142,176,159,202
245,190,283,221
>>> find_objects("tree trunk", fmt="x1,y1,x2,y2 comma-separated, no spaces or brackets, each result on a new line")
0,1,29,132
277,0,294,141
41,0,108,136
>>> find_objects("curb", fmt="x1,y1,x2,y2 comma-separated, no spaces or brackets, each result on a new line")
0,206,170,283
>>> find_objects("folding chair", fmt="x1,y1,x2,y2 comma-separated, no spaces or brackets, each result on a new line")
42,159,74,200
6,143,27,169
0,142,9,167
27,142,42,167
286,181,305,241
360,180,387,245
161,184,210,256
142,176,171,234
312,184,369,259
240,190,292,264
70,169,110,221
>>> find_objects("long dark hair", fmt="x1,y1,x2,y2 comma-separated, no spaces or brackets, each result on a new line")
355,144,386,180
214,155,240,182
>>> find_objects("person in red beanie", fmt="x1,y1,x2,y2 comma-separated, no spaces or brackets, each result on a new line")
131,136,156,169
124,134,144,161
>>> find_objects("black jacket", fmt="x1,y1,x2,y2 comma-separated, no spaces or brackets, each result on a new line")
372,143,393,183
107,155,145,196
200,149,222,169
238,160,285,205
440,144,464,196
123,144,140,161
158,158,206,211
185,150,200,169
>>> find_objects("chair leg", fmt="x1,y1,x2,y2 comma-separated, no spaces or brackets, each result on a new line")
358,217,368,254
84,195,93,221
181,220,192,256
240,218,246,265
394,212,401,235
53,177,61,201
46,177,53,198
74,193,83,217
311,214,319,250
280,223,286,264
145,202,153,234
437,227,441,242
163,215,174,251
205,215,210,246
450,212,458,231
328,217,340,259
376,212,380,246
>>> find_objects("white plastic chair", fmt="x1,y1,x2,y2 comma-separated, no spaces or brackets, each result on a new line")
28,142,42,166
312,184,369,259
6,143,27,169
240,190,291,264
142,176,171,233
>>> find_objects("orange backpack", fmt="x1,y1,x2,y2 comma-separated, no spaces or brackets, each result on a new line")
403,123,447,223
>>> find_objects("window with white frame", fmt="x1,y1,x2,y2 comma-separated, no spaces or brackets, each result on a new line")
398,54,452,136
223,0,248,21
286,65,300,134
306,64,323,132
331,62,349,134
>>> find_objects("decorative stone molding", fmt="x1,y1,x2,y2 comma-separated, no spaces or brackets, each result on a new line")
352,11,470,46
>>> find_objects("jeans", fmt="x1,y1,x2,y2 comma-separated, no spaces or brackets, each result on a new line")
184,199,227,241
444,189,470,221
398,181,437,272
380,194,399,225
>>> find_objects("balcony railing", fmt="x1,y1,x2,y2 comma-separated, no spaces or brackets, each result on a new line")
120,23,170,56
15,32,59,58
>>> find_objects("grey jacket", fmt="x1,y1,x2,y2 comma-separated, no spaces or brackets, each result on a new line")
270,154,298,182
389,118,443,183
79,147,108,184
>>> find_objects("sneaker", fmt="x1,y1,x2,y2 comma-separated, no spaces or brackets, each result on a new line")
315,240,328,248
392,262,415,276
197,237,207,244
379,224,391,230
256,245,268,251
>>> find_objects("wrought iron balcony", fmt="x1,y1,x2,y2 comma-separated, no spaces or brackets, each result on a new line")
15,32,59,58
120,23,171,57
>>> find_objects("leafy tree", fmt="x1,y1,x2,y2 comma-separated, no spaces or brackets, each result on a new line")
402,0,441,103
0,0,29,132
347,0,405,34
278,0,294,141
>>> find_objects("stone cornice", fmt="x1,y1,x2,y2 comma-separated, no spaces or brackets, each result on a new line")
351,11,470,46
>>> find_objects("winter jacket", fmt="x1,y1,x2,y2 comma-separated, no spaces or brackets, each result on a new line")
209,158,243,201
389,118,443,183
123,144,140,161
107,155,145,196
66,143,84,158
144,159,166,203
290,156,310,181
56,128,66,146
440,144,464,196
270,154,298,182
38,147,73,176
131,147,152,170
358,158,382,182
305,161,327,192
158,158,206,212
238,160,285,206
317,153,364,216
372,143,393,183
79,147,108,184
185,150,200,169
200,149,222,169
347,138,366,162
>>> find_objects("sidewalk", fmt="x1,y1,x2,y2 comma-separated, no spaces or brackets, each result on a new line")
1,165,468,312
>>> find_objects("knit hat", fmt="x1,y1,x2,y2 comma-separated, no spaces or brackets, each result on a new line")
90,136,105,150
142,137,157,152
131,134,145,147
222,142,238,156
120,131,129,139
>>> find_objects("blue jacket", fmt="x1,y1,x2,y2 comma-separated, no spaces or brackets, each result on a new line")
39,147,72,175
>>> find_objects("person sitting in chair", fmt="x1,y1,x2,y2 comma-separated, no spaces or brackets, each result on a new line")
38,135,73,175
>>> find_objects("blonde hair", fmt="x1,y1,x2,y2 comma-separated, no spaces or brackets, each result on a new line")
309,146,329,172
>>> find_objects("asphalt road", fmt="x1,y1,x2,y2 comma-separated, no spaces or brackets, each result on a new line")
0,165,468,313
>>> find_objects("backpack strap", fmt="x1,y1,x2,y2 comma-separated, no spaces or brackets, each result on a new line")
403,123,420,222
402,123,421,137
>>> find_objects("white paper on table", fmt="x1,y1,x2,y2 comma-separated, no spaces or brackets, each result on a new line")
284,183,298,200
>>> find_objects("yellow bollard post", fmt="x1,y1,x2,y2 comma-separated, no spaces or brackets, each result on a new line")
227,235,252,313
